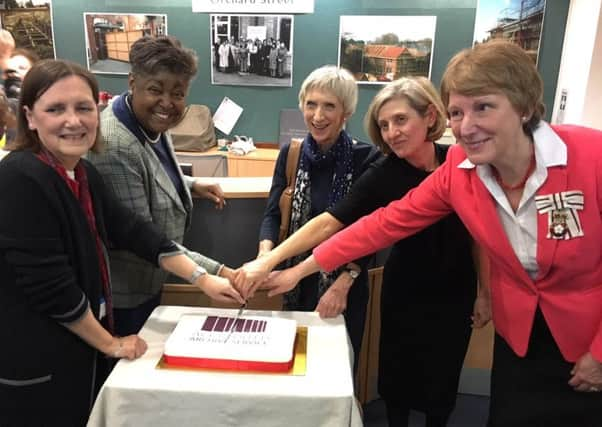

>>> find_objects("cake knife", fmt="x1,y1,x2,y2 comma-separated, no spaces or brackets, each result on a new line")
223,302,246,343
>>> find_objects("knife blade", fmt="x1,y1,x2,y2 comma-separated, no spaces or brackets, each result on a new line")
223,302,246,343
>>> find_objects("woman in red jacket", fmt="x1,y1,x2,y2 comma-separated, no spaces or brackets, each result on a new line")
250,41,602,426
237,76,489,426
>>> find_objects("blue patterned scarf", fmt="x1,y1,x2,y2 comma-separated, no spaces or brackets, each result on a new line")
283,130,354,310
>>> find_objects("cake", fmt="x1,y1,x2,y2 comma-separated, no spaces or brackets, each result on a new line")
163,314,298,372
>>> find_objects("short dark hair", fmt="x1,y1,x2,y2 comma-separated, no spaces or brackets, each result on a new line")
129,35,198,80
13,59,102,153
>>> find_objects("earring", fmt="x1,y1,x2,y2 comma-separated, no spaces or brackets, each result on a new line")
521,116,528,123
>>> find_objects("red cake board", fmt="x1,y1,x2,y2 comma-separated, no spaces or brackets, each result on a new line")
163,354,294,373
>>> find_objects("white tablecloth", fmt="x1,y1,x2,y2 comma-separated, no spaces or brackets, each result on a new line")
87,306,362,427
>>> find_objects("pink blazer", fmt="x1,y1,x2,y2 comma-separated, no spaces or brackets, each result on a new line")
314,125,602,362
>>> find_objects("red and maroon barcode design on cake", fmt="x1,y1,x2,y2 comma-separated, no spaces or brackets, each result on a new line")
163,314,297,372
202,315,267,333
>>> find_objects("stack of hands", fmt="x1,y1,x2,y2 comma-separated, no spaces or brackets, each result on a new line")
187,185,496,327
191,178,495,323
200,252,304,311
188,181,312,311
191,245,350,319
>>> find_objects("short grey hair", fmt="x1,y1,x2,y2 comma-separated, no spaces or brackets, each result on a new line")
298,65,358,117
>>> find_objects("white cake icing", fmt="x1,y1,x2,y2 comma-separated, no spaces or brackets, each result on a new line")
164,314,297,364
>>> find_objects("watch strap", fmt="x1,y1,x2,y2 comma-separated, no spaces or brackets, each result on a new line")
189,265,207,284
343,263,361,280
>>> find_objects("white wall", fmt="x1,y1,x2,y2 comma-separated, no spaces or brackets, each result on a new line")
552,0,602,130
581,5,602,128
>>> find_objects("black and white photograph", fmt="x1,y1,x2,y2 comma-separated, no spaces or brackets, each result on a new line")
210,14,293,87
473,0,546,64
83,13,167,74
338,15,436,84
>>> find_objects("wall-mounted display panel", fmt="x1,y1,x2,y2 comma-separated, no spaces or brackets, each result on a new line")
50,0,569,143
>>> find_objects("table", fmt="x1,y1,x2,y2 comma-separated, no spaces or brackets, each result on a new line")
87,306,362,427
193,176,272,199
175,146,279,177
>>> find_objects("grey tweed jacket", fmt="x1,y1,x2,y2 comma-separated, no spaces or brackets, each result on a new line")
88,102,221,308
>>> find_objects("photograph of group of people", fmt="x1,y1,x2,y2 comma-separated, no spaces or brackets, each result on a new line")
214,37,289,77
210,14,293,87
82,12,294,86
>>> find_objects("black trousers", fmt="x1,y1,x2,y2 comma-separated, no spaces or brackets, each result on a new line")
294,273,368,374
384,398,451,427
488,309,602,427
113,292,162,337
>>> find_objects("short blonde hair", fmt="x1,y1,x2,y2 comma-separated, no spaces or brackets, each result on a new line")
440,40,545,133
364,77,446,154
298,65,358,117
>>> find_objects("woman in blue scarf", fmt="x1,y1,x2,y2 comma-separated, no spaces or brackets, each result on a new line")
258,66,381,367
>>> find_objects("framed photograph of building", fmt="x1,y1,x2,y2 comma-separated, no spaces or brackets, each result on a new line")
210,14,293,87
0,1,56,60
338,15,436,85
473,0,546,64
83,13,167,75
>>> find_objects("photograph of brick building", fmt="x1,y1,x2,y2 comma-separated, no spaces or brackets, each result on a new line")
338,15,435,84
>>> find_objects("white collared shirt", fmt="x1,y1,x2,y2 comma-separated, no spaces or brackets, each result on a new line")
458,122,567,279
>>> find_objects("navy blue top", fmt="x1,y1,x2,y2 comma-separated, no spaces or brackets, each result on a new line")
259,135,381,243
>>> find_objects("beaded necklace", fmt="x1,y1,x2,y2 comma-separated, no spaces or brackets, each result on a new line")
491,153,536,191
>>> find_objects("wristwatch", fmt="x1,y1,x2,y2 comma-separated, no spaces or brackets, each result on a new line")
189,265,207,284
344,263,361,280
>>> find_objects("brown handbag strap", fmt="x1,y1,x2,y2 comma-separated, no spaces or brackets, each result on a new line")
285,139,302,187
